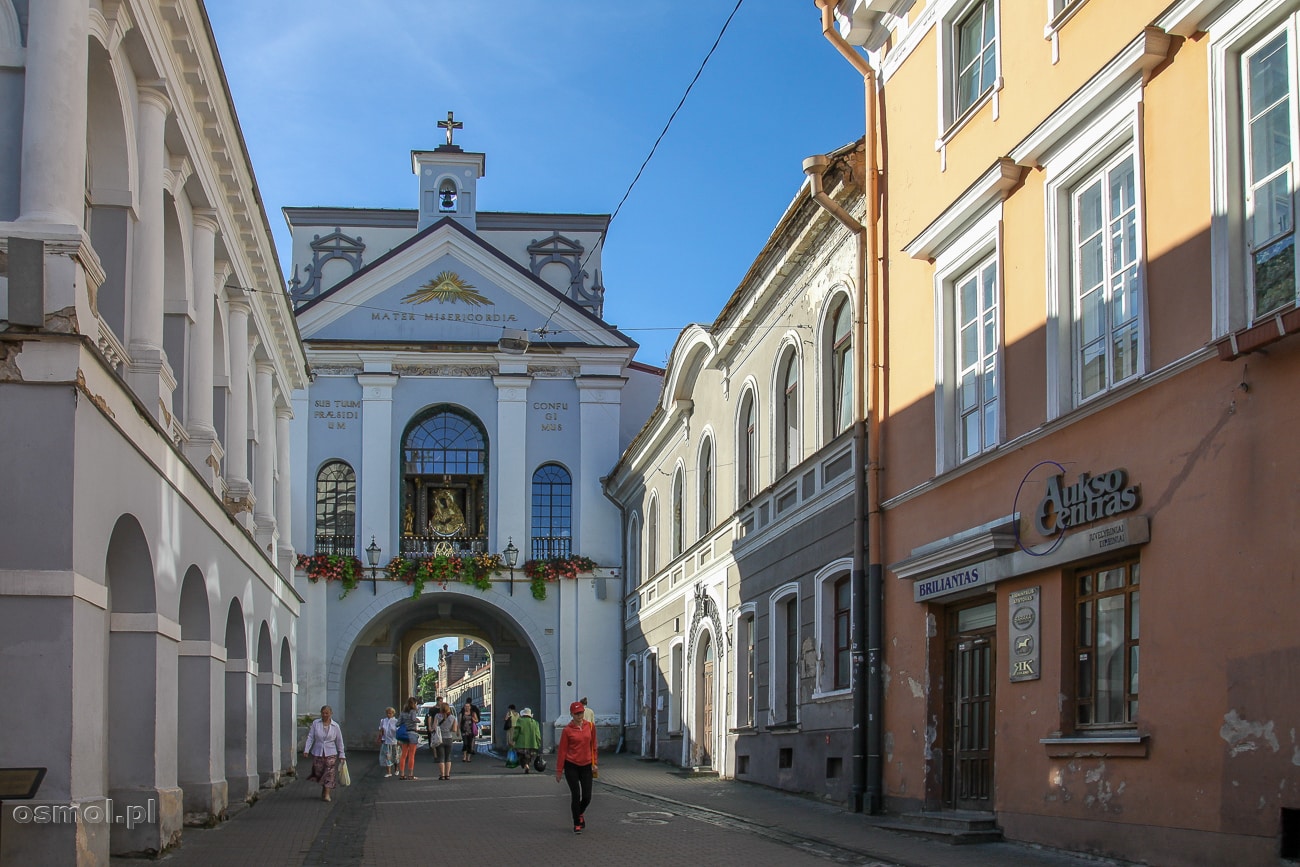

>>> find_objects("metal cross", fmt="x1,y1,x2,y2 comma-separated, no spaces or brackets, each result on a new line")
437,111,463,146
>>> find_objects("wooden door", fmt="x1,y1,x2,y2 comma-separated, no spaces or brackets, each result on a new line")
647,656,658,757
699,638,714,767
945,603,995,809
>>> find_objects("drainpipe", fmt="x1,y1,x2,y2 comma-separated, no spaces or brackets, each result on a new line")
812,0,885,816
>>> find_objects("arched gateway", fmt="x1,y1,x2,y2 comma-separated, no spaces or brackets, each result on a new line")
286,123,662,748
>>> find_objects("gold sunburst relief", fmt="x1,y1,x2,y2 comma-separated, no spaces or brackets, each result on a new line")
400,270,494,307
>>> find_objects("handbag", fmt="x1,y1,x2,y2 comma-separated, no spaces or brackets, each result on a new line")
395,722,409,741
505,748,519,768
533,754,546,772
338,759,351,786
429,723,442,747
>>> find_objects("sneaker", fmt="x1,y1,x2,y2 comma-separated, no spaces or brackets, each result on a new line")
573,824,582,834
577,815,585,831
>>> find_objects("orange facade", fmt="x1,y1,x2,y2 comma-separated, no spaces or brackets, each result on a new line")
857,1,1300,863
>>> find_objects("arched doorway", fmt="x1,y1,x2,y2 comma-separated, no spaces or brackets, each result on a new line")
694,633,715,769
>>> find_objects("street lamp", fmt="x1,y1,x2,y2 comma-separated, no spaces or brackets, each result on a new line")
503,538,519,596
365,536,382,595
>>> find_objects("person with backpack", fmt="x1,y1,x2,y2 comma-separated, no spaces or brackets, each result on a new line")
504,704,520,749
513,707,542,773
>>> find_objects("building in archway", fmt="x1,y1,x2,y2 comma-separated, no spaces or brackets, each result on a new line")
0,1,308,863
287,123,662,749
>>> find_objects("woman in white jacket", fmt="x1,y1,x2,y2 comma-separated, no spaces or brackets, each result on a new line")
304,705,347,801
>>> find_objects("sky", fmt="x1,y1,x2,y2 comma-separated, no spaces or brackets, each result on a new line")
205,0,866,368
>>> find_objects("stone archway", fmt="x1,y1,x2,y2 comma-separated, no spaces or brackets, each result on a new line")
327,585,557,751
255,622,277,787
177,565,224,821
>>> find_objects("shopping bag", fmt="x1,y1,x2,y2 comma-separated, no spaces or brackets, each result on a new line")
505,748,519,768
338,759,351,786
533,755,546,772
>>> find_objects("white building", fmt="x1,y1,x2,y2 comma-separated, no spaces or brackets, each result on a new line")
287,121,662,748
0,0,308,863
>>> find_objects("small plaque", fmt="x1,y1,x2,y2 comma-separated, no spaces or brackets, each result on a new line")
1008,587,1041,683
0,768,46,800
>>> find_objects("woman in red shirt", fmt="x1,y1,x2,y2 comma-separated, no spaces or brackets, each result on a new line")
555,700,598,833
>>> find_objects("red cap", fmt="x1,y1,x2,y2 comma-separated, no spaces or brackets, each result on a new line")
570,701,585,716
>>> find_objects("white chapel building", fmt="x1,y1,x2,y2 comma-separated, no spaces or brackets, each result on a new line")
287,118,662,746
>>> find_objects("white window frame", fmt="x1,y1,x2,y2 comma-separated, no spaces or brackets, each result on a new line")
768,582,800,725
820,291,855,444
932,206,1003,472
646,493,659,578
668,637,684,734
626,657,640,725
773,339,803,479
735,382,759,505
813,560,854,699
670,464,685,559
732,603,758,728
937,0,1003,153
696,431,715,539
626,511,641,594
1210,1,1300,338
1043,83,1147,419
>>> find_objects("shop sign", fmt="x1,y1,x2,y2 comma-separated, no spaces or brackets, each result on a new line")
913,560,1000,603
1034,468,1140,536
1008,586,1041,682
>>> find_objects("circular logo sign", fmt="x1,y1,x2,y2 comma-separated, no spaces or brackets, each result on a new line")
1013,606,1036,630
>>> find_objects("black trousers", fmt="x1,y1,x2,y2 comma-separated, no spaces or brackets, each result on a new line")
563,763,593,823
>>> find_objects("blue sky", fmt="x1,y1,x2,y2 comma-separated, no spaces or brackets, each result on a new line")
206,1,865,367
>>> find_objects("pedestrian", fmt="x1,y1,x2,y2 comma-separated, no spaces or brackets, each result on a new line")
555,700,599,833
580,696,595,725
431,697,457,780
397,696,422,780
504,704,520,749
376,706,399,778
458,697,479,763
513,707,542,773
304,705,346,802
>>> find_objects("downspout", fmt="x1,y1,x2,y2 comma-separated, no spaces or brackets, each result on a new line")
812,0,884,816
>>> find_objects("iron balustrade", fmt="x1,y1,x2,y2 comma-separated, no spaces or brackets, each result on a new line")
314,535,356,556
400,535,488,557
530,536,572,560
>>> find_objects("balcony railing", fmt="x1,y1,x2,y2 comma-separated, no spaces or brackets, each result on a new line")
314,534,356,556
400,534,488,557
531,536,572,560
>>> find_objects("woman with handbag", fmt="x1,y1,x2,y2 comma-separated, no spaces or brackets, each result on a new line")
458,698,479,763
304,705,346,802
431,698,457,780
396,696,422,780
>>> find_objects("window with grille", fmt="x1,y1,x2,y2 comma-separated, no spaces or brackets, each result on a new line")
530,463,572,559
314,460,356,554
1075,560,1139,729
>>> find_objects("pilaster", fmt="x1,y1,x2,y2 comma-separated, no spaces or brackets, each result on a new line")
359,370,398,556
493,371,532,550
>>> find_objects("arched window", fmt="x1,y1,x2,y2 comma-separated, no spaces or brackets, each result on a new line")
531,463,572,559
315,461,356,554
671,468,684,559
438,178,458,212
776,349,800,477
647,496,659,577
401,407,488,555
626,514,641,594
828,297,853,438
738,390,757,504
697,437,714,537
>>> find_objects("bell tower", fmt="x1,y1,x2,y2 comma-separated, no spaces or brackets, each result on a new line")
412,111,485,233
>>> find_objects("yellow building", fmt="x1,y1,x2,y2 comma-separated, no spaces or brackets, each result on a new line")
821,1,1300,864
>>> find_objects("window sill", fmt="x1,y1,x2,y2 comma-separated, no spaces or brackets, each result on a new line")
728,726,758,735
1040,732,1149,758
937,83,1001,152
767,721,800,733
1214,305,1300,361
811,687,853,701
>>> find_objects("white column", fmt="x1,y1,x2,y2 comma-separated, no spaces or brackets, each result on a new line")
359,371,398,557
186,211,220,483
493,372,531,552
126,84,177,421
275,406,294,577
254,362,277,548
576,375,626,565
17,0,87,228
225,293,254,524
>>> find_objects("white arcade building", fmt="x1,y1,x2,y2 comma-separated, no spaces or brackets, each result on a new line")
287,117,662,747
